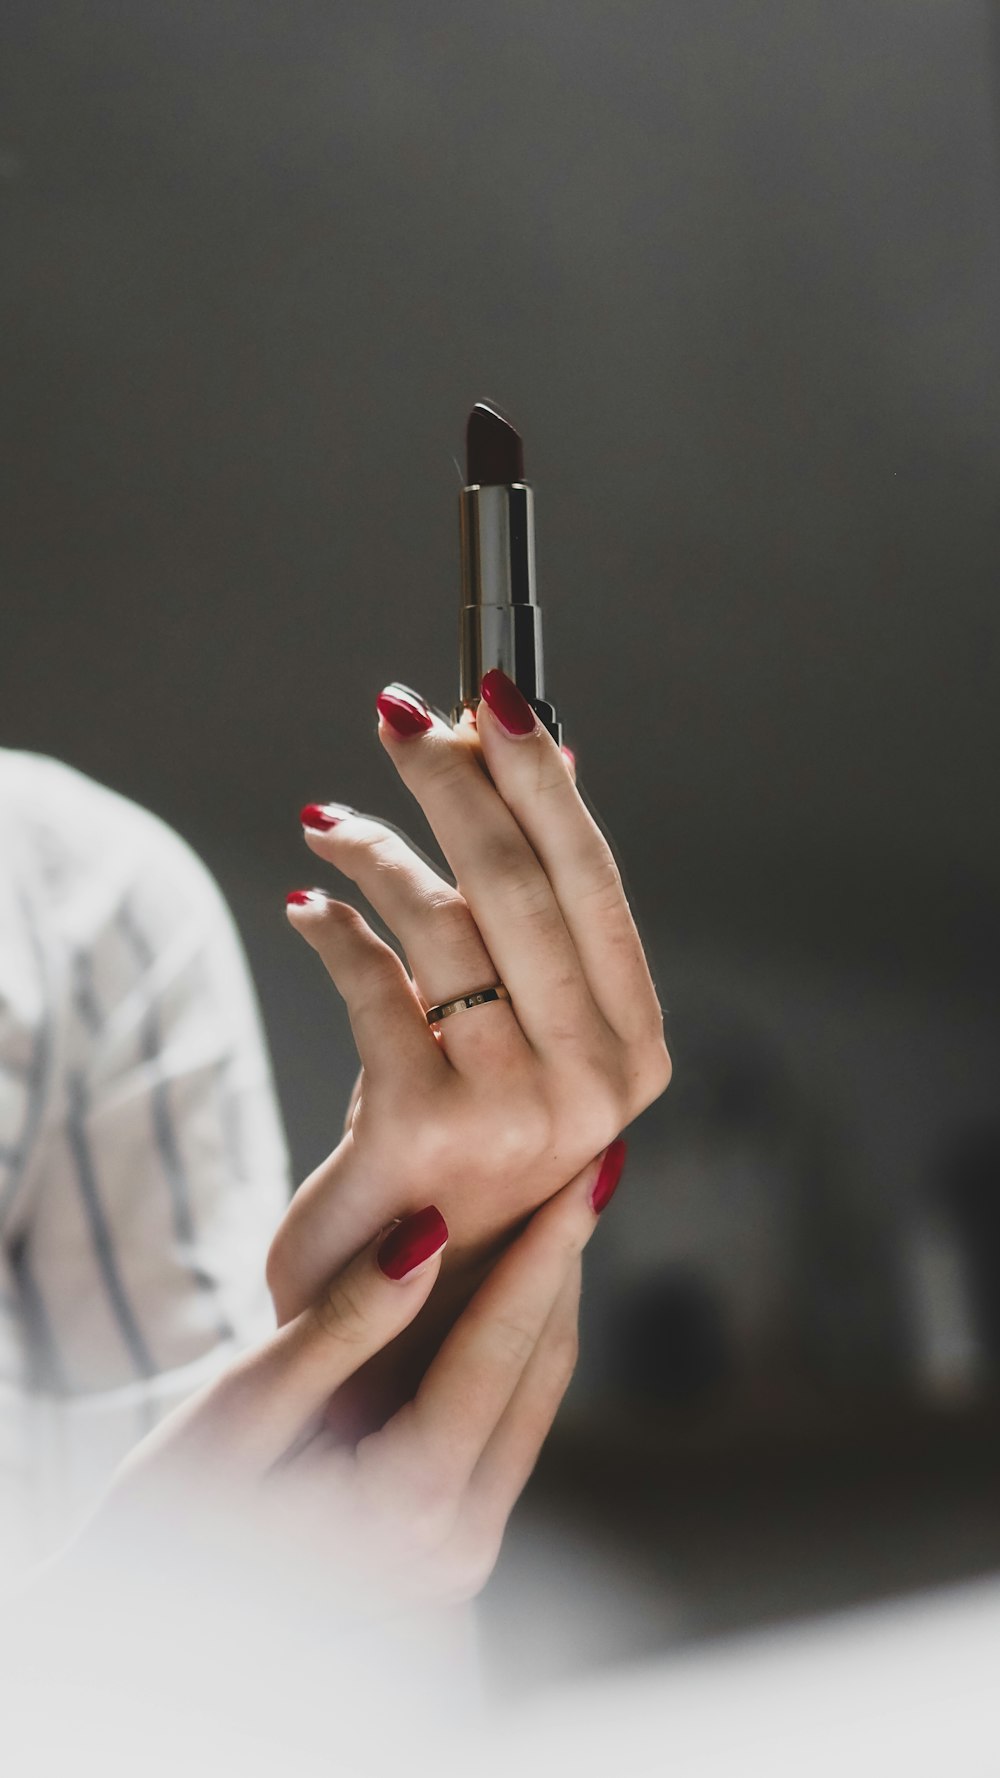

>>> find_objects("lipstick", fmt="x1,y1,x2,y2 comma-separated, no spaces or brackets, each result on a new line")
453,401,562,744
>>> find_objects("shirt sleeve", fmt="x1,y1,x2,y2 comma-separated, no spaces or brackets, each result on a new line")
0,754,291,1557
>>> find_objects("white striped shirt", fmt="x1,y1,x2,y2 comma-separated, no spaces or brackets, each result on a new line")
0,750,290,1577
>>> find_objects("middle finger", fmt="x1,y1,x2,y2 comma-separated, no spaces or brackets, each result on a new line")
374,684,604,1055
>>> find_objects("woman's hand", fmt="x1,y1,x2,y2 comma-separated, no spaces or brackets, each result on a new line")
269,671,669,1325
84,1150,613,1617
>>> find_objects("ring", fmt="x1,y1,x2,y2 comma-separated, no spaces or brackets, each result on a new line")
425,984,511,1026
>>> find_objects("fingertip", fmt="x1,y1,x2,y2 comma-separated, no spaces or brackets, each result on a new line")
376,685,435,740
588,1137,627,1215
285,887,330,913
376,1205,449,1281
300,802,353,833
478,669,538,738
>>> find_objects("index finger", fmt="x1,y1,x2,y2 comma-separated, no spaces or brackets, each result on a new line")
380,1145,621,1496
476,673,667,1054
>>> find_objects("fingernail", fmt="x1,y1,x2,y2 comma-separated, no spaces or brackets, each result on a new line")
377,1205,449,1280
286,888,329,907
377,684,433,738
560,745,576,768
300,801,353,831
589,1138,627,1214
480,668,537,736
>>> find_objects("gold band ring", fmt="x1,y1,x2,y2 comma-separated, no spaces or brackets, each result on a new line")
425,984,511,1026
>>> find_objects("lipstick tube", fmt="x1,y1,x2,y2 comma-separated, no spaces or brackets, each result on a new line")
454,468,562,745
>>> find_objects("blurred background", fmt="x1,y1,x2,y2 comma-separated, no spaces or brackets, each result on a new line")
3,0,1000,1698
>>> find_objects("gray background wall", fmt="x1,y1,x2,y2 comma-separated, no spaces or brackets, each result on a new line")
4,2,1000,997
3,0,1000,1666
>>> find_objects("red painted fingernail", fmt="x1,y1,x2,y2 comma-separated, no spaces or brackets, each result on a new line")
297,807,339,832
590,1138,627,1214
376,684,433,738
377,1205,449,1280
560,745,576,768
298,807,354,832
480,668,537,736
286,888,327,907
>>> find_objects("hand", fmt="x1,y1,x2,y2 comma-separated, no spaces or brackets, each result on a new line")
268,672,669,1323
83,1150,611,1618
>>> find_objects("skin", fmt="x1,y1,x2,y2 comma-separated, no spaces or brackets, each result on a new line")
79,1154,608,1615
58,678,668,1616
269,686,671,1334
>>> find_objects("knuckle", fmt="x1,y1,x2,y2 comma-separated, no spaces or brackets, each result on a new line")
650,1036,673,1094
532,758,574,799
423,887,477,940
408,1502,457,1560
436,1536,500,1604
402,1091,551,1185
264,1230,292,1312
364,830,433,901
324,904,397,971
574,849,625,912
394,1469,458,1558
349,950,408,1014
477,832,551,913
549,1224,588,1275
490,1313,538,1370
399,1115,455,1179
549,1325,580,1386
482,1100,552,1172
313,1273,372,1347
324,898,368,936
544,989,619,1056
419,737,470,793
556,1060,628,1147
363,823,402,857
628,1035,673,1110
564,1032,670,1131
354,1435,458,1556
366,946,406,989
596,1067,631,1127
363,827,411,881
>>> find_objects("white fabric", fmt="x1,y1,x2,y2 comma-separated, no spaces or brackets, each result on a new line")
0,750,290,1576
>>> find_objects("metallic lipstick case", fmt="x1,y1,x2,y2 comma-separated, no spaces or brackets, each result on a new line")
454,481,562,744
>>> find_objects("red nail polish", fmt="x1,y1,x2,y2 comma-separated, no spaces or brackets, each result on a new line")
286,888,327,907
590,1138,627,1213
480,669,536,736
300,802,349,831
377,1205,449,1279
560,745,576,768
376,685,433,738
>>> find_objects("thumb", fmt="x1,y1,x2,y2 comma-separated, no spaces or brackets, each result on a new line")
182,1207,448,1472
